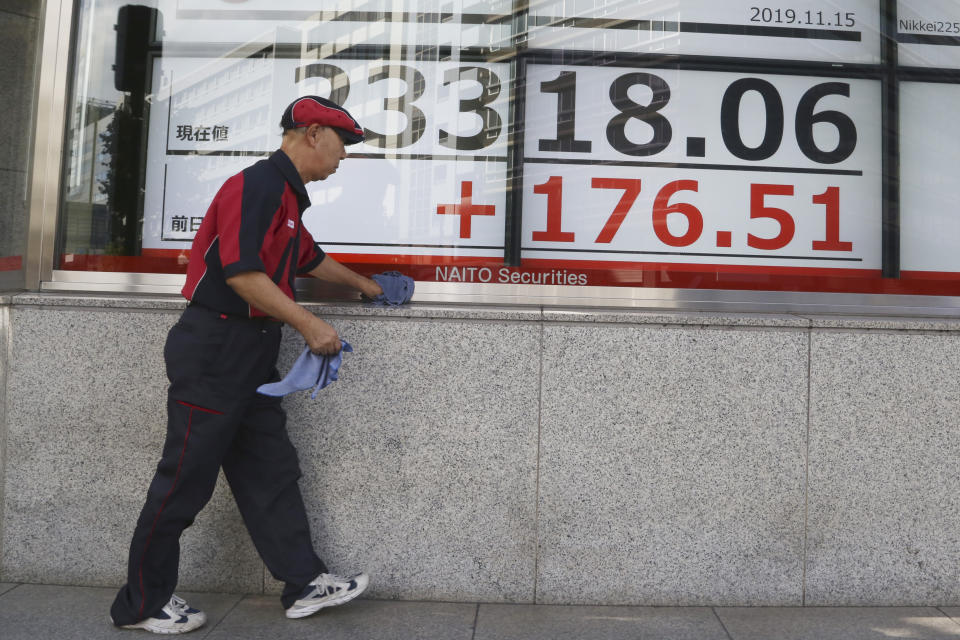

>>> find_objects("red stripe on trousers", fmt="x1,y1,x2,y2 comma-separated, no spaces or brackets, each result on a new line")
135,403,201,618
174,400,224,415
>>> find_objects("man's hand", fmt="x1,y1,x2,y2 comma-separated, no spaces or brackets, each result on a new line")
364,278,384,299
309,255,382,299
300,315,342,355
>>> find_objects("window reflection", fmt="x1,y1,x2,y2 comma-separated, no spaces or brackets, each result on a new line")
54,0,960,296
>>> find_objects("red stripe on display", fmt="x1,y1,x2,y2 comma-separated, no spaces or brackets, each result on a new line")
60,253,190,273
0,256,22,271
55,252,960,296
901,270,960,281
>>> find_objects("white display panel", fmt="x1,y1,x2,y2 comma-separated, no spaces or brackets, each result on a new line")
900,82,960,274
526,0,881,64
143,56,511,257
154,0,512,50
522,65,882,269
898,1,960,69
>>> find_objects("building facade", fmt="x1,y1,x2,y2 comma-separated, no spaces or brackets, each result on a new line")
1,0,959,606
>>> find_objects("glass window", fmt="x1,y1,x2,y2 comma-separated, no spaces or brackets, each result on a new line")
897,0,960,292
0,6,41,286
54,1,960,297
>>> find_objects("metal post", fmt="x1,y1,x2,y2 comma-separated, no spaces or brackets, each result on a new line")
504,0,529,267
880,0,900,279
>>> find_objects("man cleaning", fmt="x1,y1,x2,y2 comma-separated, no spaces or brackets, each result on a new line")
110,96,401,633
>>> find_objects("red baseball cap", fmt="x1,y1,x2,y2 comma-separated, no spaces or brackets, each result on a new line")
280,95,365,145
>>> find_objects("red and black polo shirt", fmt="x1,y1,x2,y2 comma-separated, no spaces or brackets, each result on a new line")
182,150,326,317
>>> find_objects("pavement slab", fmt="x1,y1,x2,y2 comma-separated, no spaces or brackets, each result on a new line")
204,596,477,640
474,603,731,640
0,584,241,640
716,607,960,640
3,584,960,640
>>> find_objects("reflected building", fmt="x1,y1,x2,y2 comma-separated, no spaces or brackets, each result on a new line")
62,99,115,254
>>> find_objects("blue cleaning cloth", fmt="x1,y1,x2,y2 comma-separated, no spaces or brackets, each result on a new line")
257,340,353,399
370,271,414,306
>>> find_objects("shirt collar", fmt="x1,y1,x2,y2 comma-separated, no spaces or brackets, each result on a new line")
269,149,308,197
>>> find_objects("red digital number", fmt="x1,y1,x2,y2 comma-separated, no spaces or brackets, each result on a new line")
532,176,575,242
530,177,844,256
652,180,703,247
748,184,795,250
591,178,642,243
812,186,852,251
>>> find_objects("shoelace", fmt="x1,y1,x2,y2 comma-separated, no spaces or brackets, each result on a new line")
169,595,191,615
311,573,349,592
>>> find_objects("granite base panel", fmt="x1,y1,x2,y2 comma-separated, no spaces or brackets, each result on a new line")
0,305,541,603
0,307,263,594
536,323,808,606
2,297,960,606
273,315,541,602
0,304,7,572
806,330,960,605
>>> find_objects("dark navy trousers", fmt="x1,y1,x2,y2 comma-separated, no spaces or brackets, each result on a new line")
111,305,326,625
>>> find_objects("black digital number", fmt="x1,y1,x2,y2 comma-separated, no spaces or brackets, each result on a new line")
721,78,785,161
294,63,350,106
539,71,592,153
605,72,672,157
795,82,857,164
722,78,856,164
364,65,427,149
439,66,502,151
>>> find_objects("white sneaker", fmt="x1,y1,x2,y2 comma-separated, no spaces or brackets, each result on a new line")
285,572,369,619
117,595,207,634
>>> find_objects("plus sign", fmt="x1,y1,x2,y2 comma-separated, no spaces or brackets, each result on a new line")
436,181,495,239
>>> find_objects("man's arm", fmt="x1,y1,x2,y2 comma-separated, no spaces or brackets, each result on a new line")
308,255,383,299
226,271,342,355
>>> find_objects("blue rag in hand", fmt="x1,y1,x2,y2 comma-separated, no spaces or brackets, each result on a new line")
370,271,414,306
257,340,353,399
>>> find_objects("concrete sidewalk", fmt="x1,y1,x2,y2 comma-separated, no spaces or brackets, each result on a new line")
2,583,960,640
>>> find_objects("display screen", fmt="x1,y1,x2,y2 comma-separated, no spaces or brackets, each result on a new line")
897,0,960,69
143,56,512,261
56,0,960,297
521,65,881,279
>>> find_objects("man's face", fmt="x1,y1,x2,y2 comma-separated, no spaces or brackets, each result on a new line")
307,125,347,181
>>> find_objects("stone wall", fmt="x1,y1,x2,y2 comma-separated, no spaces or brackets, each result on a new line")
0,1,42,271
1,294,959,606
0,296,9,568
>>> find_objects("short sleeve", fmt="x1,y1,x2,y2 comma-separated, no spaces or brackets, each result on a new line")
218,170,280,279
